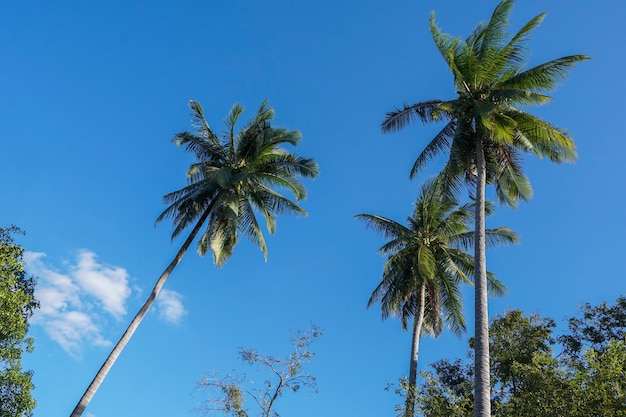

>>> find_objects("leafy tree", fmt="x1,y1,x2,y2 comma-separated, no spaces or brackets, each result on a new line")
70,101,319,417
570,339,626,416
558,296,626,360
559,296,626,416
381,2,588,414
0,226,38,417
413,297,626,417
357,179,515,417
197,325,322,417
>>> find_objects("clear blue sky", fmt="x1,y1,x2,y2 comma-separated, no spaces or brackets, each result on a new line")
1,1,624,416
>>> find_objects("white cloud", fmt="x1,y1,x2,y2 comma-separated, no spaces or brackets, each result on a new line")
45,311,112,355
25,251,131,358
72,250,131,318
25,250,187,357
156,289,187,324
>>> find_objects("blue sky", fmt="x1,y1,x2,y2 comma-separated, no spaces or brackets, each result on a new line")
1,1,624,416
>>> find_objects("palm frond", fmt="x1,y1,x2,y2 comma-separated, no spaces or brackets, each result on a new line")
355,214,409,241
418,245,436,281
491,147,533,206
207,197,240,266
172,131,225,162
487,272,507,297
429,12,461,70
507,109,577,163
477,0,513,58
381,100,446,133
500,55,591,93
251,185,307,217
238,198,268,260
254,172,306,201
189,100,219,144
494,12,546,70
409,121,455,179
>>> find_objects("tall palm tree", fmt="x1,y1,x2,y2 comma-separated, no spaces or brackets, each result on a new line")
381,2,588,415
357,179,516,417
70,100,318,417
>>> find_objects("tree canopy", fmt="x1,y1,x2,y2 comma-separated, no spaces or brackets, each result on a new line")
414,296,626,417
0,226,38,417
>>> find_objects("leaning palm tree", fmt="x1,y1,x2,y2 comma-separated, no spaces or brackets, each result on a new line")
381,2,588,415
357,179,516,417
70,100,318,417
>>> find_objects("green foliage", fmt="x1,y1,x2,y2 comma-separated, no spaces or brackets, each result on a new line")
0,226,38,417
559,296,626,360
412,297,626,417
157,100,319,266
198,325,322,417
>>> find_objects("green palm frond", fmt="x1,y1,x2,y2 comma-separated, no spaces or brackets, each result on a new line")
226,103,245,155
477,0,513,57
189,100,219,144
254,172,306,201
418,246,437,281
381,100,445,133
256,154,319,183
172,131,225,163
438,273,467,337
496,12,545,68
490,147,533,206
238,198,268,260
429,13,460,71
487,272,507,297
410,121,455,179
500,55,591,93
453,227,519,250
207,197,240,265
506,109,577,163
356,214,408,240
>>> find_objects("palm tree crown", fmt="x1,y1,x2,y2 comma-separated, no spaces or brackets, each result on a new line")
383,0,588,205
359,180,512,335
157,99,318,266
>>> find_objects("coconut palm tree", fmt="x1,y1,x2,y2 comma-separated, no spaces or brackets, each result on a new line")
70,100,318,417
381,2,588,415
357,179,516,417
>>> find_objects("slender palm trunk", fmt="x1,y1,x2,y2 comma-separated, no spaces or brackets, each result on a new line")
473,136,490,417
69,208,212,417
405,283,426,417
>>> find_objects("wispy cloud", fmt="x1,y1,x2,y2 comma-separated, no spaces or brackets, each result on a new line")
25,250,187,358
25,251,129,357
156,289,187,324
72,251,131,318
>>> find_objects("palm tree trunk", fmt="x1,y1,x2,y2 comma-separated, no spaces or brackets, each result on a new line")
69,208,212,417
473,136,490,417
405,283,426,417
